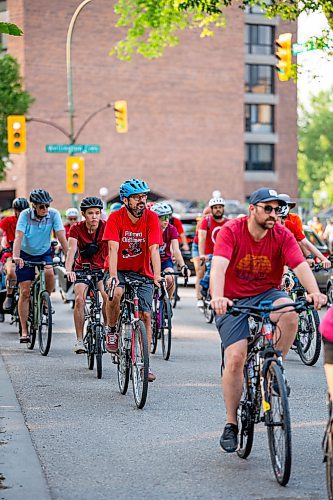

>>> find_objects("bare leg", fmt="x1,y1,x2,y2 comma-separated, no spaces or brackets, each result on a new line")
73,283,88,340
139,311,152,350
97,282,108,324
5,260,16,295
222,339,248,425
270,298,298,357
45,266,55,295
105,287,123,327
193,257,205,300
18,281,32,337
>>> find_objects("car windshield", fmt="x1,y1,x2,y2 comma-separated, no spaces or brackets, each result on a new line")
303,228,324,247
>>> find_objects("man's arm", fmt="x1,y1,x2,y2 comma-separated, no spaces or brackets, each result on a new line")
171,239,190,276
180,232,189,251
12,230,24,268
198,229,207,259
210,255,232,315
108,241,119,279
299,237,331,268
293,261,327,309
65,237,77,282
56,230,69,256
150,244,161,285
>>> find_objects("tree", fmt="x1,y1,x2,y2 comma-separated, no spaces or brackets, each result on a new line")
298,88,333,207
0,54,34,180
0,22,23,36
110,0,333,60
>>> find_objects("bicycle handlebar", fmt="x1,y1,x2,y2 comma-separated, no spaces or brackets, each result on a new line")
227,298,313,317
161,270,189,287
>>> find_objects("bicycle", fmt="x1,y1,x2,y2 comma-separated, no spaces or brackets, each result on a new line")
281,266,323,366
226,298,312,486
109,275,151,409
323,394,333,500
22,261,56,356
75,265,105,380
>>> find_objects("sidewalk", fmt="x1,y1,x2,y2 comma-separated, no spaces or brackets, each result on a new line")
0,351,51,500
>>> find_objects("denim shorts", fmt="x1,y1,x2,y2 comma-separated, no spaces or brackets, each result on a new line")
16,249,53,283
161,258,173,271
105,270,153,313
215,288,289,350
191,242,199,258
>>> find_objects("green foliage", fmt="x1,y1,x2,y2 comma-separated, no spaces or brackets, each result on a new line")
0,54,34,180
298,88,333,207
0,22,23,36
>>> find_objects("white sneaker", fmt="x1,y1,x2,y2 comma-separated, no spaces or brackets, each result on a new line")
197,299,204,308
74,339,86,354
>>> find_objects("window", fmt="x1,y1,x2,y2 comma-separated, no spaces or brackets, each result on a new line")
245,144,274,171
245,64,274,93
245,24,274,54
245,104,274,132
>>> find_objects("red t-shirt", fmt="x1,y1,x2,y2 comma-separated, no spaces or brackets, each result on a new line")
103,207,162,279
214,216,305,299
69,220,108,270
160,223,178,262
285,213,305,242
199,215,228,254
0,215,18,244
64,223,71,239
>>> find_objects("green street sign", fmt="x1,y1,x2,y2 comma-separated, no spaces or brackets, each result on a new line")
292,40,328,55
46,144,101,153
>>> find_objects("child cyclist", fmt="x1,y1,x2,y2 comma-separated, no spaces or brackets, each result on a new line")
150,202,191,298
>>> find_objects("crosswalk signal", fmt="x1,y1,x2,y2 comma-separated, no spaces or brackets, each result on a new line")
275,33,292,82
114,100,128,133
66,157,85,194
7,115,26,153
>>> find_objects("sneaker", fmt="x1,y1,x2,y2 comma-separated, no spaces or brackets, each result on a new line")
3,296,13,311
220,423,238,453
197,299,204,308
106,332,119,353
148,368,156,382
73,340,86,354
272,377,291,397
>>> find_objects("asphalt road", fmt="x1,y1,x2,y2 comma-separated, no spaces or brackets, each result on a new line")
0,286,329,500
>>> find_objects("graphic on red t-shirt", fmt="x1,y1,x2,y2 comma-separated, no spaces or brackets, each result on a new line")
160,223,178,262
103,207,162,278
199,215,228,254
0,215,18,244
213,216,305,299
69,219,107,270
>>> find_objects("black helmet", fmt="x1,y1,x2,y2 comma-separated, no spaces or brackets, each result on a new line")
29,189,53,204
12,197,29,211
80,196,103,211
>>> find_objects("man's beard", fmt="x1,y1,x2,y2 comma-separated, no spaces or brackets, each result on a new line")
213,212,223,221
258,218,276,229
127,202,145,218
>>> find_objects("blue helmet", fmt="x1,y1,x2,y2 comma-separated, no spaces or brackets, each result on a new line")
119,179,150,201
110,202,122,212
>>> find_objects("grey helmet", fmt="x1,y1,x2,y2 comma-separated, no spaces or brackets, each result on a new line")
150,202,173,217
80,196,103,211
29,189,53,204
12,197,29,211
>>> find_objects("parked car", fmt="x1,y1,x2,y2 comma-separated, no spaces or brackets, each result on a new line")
303,225,332,293
177,213,202,272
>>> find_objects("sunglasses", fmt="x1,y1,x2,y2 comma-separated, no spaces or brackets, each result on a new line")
37,204,50,209
160,215,170,221
255,204,282,215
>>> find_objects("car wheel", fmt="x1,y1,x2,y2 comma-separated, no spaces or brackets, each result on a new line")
327,283,333,306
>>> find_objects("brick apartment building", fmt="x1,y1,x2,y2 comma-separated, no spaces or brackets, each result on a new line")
0,0,297,209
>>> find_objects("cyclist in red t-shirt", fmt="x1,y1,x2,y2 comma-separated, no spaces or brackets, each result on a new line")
0,197,29,312
210,187,327,453
65,197,108,354
103,179,162,382
64,208,79,239
169,207,190,252
150,202,190,298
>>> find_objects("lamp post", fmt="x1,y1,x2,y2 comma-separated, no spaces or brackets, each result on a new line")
99,187,109,219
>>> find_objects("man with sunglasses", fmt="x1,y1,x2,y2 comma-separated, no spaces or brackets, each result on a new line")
12,189,68,343
210,187,327,453
103,179,162,382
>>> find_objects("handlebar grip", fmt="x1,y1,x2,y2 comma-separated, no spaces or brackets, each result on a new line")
108,277,117,301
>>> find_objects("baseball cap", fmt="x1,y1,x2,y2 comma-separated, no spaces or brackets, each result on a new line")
279,193,296,209
249,188,285,206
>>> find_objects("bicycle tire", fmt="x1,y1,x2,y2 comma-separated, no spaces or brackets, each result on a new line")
266,362,292,486
204,299,214,324
26,296,36,350
150,307,158,354
131,320,149,409
84,325,94,370
117,329,130,395
161,297,172,360
95,324,103,379
237,366,255,459
172,273,179,308
38,291,52,356
297,309,321,366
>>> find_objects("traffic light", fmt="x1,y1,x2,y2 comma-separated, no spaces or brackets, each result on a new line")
114,100,128,133
66,157,85,194
275,33,292,82
7,115,26,153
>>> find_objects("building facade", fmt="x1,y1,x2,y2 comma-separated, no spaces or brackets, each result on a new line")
0,0,297,209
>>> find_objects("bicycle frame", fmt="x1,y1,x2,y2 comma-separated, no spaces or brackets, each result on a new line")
27,263,47,331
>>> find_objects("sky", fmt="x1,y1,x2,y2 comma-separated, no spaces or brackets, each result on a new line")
297,11,333,109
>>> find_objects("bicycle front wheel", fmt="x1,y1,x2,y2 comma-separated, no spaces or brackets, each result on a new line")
38,291,52,356
131,320,149,409
95,324,104,379
117,331,130,395
161,297,172,360
265,362,292,486
204,300,214,324
150,308,158,354
84,325,94,370
237,367,255,459
297,309,321,366
172,273,179,308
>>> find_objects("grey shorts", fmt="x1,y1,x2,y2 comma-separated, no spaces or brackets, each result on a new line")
105,270,153,313
215,288,289,350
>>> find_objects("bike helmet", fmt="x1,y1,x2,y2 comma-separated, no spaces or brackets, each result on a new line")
80,196,103,211
209,197,225,208
12,197,29,211
65,207,79,218
279,193,296,209
29,189,53,204
150,202,172,217
110,202,122,213
119,179,150,201
279,204,290,218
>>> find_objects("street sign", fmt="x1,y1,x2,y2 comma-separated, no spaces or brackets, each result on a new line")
292,41,328,55
45,144,100,153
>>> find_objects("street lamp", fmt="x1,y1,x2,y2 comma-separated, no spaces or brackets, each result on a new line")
99,187,109,211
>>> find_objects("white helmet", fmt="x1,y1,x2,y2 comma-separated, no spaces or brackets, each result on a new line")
279,204,290,218
150,202,172,217
209,197,225,208
65,207,79,218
